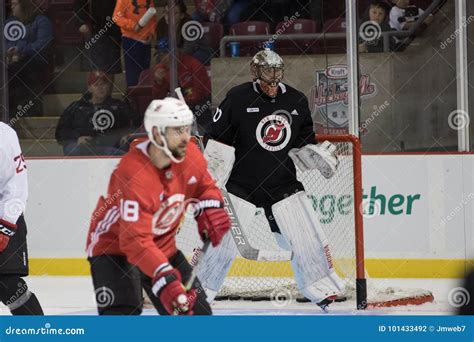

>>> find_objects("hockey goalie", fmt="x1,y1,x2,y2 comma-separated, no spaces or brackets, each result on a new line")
196,49,345,310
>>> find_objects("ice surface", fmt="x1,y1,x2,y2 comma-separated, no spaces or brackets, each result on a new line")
0,276,460,316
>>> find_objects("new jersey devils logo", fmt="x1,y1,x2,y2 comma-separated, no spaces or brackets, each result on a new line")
256,114,291,151
262,122,286,143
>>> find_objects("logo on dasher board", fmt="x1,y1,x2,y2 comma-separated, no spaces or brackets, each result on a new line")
256,115,291,151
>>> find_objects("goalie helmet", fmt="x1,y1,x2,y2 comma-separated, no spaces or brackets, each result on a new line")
250,48,284,98
144,97,194,163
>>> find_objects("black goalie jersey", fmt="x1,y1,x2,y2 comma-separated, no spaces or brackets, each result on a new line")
205,81,316,199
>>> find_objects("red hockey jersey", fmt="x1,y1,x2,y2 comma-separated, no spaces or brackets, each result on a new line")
86,140,223,278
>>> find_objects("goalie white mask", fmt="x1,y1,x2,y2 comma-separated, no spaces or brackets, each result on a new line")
144,97,194,163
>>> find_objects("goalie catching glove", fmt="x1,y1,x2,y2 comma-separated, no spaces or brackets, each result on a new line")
195,200,231,247
0,219,16,252
152,266,197,315
289,141,339,179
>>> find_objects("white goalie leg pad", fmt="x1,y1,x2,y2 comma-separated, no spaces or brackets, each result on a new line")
196,193,257,303
196,232,237,303
272,191,345,303
204,139,235,188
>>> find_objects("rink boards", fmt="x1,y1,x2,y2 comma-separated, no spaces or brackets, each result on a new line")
23,153,474,278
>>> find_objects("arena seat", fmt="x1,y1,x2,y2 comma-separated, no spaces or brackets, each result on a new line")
274,19,319,55
321,18,347,54
229,21,271,56
201,22,224,52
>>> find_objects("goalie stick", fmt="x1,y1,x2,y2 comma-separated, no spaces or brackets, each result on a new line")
175,88,292,262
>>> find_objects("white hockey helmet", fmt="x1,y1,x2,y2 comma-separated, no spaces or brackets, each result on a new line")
144,97,194,163
250,48,284,86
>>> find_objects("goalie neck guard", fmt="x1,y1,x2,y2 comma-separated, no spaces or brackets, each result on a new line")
143,97,194,163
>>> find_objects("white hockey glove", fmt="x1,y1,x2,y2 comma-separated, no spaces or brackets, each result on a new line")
289,141,339,179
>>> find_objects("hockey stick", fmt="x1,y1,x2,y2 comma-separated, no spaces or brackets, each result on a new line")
221,188,292,261
175,88,292,262
185,239,211,291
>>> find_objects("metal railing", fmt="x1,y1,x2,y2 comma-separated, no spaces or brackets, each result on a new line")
219,0,442,57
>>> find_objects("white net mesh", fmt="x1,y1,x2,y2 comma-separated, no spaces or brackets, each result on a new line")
176,138,359,300
174,136,434,307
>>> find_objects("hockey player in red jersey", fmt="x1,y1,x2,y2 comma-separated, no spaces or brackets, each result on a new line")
86,97,231,315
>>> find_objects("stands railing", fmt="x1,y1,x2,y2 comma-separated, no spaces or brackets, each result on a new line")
219,0,443,57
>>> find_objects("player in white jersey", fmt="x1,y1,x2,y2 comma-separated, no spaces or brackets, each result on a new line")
0,122,43,315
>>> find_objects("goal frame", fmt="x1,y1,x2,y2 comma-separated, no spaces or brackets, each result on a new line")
317,134,367,310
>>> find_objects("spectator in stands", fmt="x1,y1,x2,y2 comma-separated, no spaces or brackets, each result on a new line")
6,0,54,117
152,38,212,133
156,0,213,65
55,71,138,156
113,0,157,87
74,0,122,74
389,0,433,32
359,1,396,53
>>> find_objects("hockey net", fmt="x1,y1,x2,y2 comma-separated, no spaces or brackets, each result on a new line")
176,134,433,309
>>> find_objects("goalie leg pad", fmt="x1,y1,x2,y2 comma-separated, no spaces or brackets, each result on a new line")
271,191,345,303
197,193,257,302
203,139,236,188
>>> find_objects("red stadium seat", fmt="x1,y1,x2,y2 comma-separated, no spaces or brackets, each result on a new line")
201,22,224,53
321,18,347,54
127,69,154,119
229,21,271,56
274,19,319,55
